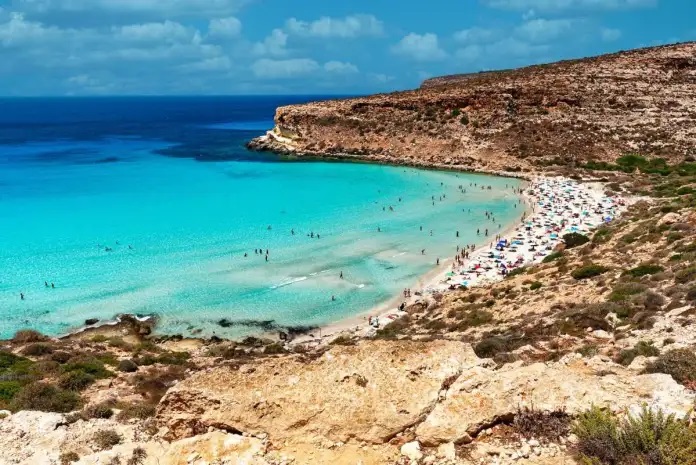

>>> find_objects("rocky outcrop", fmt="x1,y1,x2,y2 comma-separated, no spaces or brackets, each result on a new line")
157,341,695,455
416,354,696,446
157,340,482,444
247,43,696,173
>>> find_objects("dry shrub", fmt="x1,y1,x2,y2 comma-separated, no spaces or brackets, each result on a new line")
513,407,571,441
93,429,121,451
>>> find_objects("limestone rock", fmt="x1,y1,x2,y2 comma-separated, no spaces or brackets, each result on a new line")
400,441,423,461
415,359,695,446
75,432,268,465
157,340,482,444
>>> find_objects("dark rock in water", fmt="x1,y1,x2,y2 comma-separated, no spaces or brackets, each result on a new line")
85,318,99,326
217,318,277,331
209,335,222,343
285,325,319,337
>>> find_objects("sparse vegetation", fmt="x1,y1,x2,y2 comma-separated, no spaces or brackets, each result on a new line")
573,405,696,465
563,232,590,249
116,402,156,421
93,429,122,451
513,407,571,442
623,263,664,278
644,348,696,385
572,264,610,280
616,340,660,366
11,382,81,413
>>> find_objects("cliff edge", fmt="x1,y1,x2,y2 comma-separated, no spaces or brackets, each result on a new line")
248,42,696,173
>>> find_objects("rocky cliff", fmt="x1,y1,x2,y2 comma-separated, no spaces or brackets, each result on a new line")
248,42,696,173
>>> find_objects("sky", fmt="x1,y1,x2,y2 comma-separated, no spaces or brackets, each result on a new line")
0,0,692,96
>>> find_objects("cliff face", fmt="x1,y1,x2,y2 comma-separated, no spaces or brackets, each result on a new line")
248,42,696,172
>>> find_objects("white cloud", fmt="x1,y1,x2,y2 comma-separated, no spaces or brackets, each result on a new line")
369,73,395,83
285,14,383,38
114,20,195,43
392,33,447,61
0,12,66,46
601,27,622,41
483,0,657,11
323,60,358,73
515,18,577,43
208,17,241,38
453,27,501,44
252,28,288,56
10,0,252,18
251,58,319,79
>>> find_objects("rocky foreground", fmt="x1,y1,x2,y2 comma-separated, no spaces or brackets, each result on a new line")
3,44,696,465
248,42,695,173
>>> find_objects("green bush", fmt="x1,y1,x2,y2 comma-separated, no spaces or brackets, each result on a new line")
11,382,81,413
607,283,647,302
529,281,543,291
573,405,696,465
93,429,122,451
644,348,696,385
542,251,563,263
592,226,613,244
675,266,696,284
0,381,22,403
507,267,527,278
572,264,610,280
118,359,138,373
616,341,659,366
61,357,112,379
623,263,664,278
58,371,95,391
563,233,590,249
451,108,461,117
460,113,469,125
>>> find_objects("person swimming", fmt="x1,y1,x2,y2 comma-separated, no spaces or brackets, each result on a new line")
20,292,24,300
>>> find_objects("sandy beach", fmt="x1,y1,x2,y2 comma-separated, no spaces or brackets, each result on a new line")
293,176,628,345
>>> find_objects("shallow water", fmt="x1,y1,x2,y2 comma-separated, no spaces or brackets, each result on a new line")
0,97,522,338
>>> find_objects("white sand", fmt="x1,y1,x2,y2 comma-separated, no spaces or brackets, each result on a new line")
292,177,629,345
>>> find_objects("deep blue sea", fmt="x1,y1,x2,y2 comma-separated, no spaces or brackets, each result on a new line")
0,96,522,339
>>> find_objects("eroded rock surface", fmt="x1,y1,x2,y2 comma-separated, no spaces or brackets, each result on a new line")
157,340,482,444
416,354,696,445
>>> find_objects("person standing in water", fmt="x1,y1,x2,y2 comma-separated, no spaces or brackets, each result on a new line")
20,293,24,300
340,271,343,279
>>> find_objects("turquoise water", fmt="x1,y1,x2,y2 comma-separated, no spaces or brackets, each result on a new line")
0,97,522,339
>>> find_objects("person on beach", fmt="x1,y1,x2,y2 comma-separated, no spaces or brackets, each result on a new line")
436,258,440,265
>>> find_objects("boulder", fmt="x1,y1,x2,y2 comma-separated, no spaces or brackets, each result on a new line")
415,358,695,446
157,340,482,444
400,441,423,461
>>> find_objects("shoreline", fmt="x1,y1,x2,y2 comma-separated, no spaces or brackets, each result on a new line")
29,169,619,348
302,182,533,342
